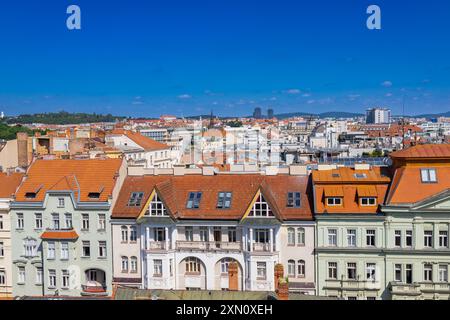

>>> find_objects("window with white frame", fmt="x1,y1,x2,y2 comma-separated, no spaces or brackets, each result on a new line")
254,229,269,243
287,260,296,277
249,194,274,217
0,241,3,257
199,227,208,242
220,258,233,274
217,192,232,209
287,192,301,208
0,270,5,285
61,270,69,288
82,214,89,230
121,226,128,242
130,226,137,242
186,192,202,209
98,241,107,258
406,230,413,247
148,193,167,215
328,262,337,279
64,213,72,229
47,242,55,259
24,238,37,257
326,197,342,206
58,198,65,208
439,265,448,282
98,214,106,230
257,262,267,279
297,260,305,277
228,227,237,242
82,241,90,257
35,267,43,284
366,229,376,247
424,230,433,248
154,227,165,242
424,264,433,282
52,213,60,230
185,257,201,274
48,269,56,288
185,227,193,242
360,197,376,206
35,213,42,229
366,263,376,281
405,264,413,284
128,192,144,207
421,168,437,183
347,229,356,247
328,229,337,246
60,242,69,260
297,228,305,245
121,256,128,272
17,213,24,229
439,231,448,248
153,259,163,276
394,230,402,247
130,256,138,273
18,266,25,284
0,215,3,230
347,263,357,280
287,228,295,246
394,264,402,282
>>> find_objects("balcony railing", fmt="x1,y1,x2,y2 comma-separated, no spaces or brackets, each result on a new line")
252,242,272,252
324,279,381,290
176,241,242,251
147,241,169,251
81,284,107,294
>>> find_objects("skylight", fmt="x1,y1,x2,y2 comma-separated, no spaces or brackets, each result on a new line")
128,192,144,206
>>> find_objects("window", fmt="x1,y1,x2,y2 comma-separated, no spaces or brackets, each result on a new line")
287,260,296,277
61,270,69,288
98,214,106,230
424,264,433,282
0,270,4,285
52,213,60,230
328,229,337,246
17,213,24,229
297,260,305,277
60,242,69,260
24,238,37,257
424,230,433,248
185,257,201,274
58,198,65,208
249,194,274,217
153,259,163,276
394,264,402,282
82,214,89,230
130,256,138,273
128,192,144,207
154,227,165,242
130,226,137,242
354,173,367,179
257,262,267,279
228,227,237,242
360,197,376,206
406,230,413,247
65,213,72,229
0,215,3,230
254,229,269,243
98,241,107,258
347,229,356,247
405,264,413,284
287,192,301,208
439,265,448,282
439,231,448,248
18,266,25,284
297,228,305,245
395,230,402,247
35,267,43,284
366,229,376,247
82,241,90,257
347,296,358,300
217,192,232,209
0,241,3,257
287,228,295,246
326,197,342,206
35,213,42,229
199,227,208,242
48,269,56,288
328,262,337,279
421,168,437,183
47,242,55,259
220,258,234,274
148,193,167,216
121,226,128,242
185,227,194,242
347,263,357,280
186,192,202,209
366,263,376,281
121,256,129,272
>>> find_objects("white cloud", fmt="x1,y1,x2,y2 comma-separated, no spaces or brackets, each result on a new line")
178,94,192,99
385,93,393,97
347,94,361,101
381,81,393,88
307,100,315,104
302,93,311,98
284,89,301,95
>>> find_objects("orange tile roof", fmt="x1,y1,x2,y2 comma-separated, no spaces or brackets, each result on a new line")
390,144,450,159
41,230,79,240
356,185,378,197
111,129,169,151
323,186,344,197
15,159,123,202
112,174,313,221
312,166,391,183
0,172,24,198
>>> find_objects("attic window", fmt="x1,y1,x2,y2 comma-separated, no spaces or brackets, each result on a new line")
332,173,340,178
354,173,367,179
88,192,101,199
421,168,437,183
128,192,144,207
217,192,232,209
249,194,274,217
287,192,301,208
186,192,202,209
25,192,37,199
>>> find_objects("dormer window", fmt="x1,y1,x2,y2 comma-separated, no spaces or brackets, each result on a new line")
88,192,101,199
421,168,437,183
249,194,274,217
148,193,167,216
217,192,232,209
287,192,301,208
326,197,342,206
186,192,202,209
128,192,144,207
354,173,367,179
360,197,377,206
25,192,37,199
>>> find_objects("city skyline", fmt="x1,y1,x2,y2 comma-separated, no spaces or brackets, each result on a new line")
1,0,450,117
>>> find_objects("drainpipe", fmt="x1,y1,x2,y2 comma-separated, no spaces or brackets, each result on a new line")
41,243,45,296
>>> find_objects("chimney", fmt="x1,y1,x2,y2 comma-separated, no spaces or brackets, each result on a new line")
277,278,289,301
17,132,29,168
228,261,239,291
274,263,284,292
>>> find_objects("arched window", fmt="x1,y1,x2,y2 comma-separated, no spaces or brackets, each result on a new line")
220,258,233,274
121,256,129,272
287,228,295,245
185,257,201,274
297,228,305,246
130,256,138,273
121,226,128,242
287,260,296,277
298,260,305,277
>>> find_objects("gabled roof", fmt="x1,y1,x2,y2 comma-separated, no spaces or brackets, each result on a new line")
390,144,450,159
15,159,123,202
0,172,24,199
112,174,313,221
110,129,169,151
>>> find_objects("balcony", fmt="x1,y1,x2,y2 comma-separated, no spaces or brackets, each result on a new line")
418,282,450,294
324,279,381,291
252,242,272,252
389,282,421,297
81,284,107,295
176,241,242,252
147,241,169,251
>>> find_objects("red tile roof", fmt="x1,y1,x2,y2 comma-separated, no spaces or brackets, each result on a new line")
390,144,450,159
41,230,79,240
0,172,24,198
112,174,313,221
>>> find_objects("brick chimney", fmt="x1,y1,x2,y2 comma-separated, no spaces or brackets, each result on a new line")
228,261,239,291
274,263,284,291
16,132,29,168
277,278,289,301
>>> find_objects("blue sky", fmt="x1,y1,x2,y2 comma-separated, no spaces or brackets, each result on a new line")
0,0,449,117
